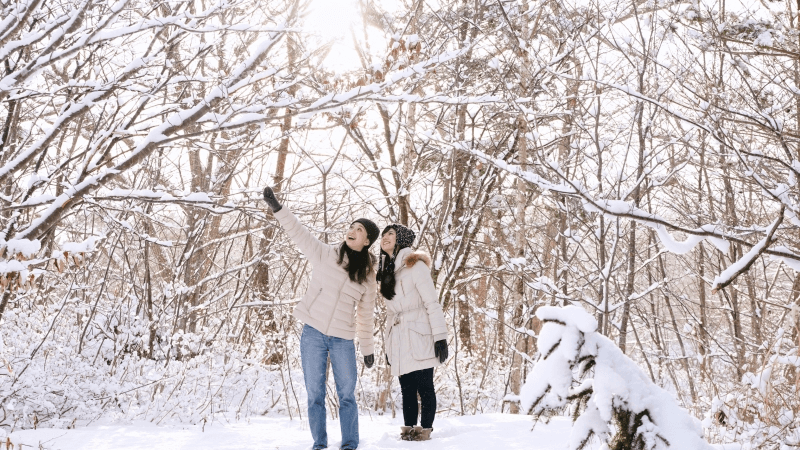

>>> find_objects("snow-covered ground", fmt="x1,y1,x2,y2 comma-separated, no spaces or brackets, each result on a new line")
6,413,577,450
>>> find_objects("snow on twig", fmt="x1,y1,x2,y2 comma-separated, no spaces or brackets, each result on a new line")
457,143,800,268
711,206,785,294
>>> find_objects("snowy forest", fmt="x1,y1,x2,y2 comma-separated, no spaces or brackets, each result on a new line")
1,0,799,448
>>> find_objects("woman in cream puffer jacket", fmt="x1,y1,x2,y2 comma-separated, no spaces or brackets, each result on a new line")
378,224,448,442
263,186,378,450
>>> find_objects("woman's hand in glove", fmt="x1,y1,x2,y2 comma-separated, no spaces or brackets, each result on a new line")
434,340,448,363
364,354,374,368
262,186,282,212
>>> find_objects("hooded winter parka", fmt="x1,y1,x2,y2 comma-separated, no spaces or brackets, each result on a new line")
383,247,448,377
274,208,376,356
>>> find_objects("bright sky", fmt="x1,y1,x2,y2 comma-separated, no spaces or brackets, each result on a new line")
304,0,364,73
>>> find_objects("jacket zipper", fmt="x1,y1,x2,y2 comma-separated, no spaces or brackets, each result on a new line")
308,287,323,310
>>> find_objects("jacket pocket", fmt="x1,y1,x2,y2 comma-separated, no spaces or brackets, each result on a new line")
342,281,366,302
408,321,434,361
307,287,324,311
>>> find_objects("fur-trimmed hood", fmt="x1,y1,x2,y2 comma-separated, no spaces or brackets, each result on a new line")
404,250,431,269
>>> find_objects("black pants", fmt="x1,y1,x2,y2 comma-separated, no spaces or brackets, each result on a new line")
398,368,436,428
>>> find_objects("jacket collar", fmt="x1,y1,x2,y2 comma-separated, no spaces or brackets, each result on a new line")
393,247,413,272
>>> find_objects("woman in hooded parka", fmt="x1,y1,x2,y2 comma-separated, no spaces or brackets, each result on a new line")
377,224,449,441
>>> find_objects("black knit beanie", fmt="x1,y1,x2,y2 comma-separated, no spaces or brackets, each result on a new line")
353,218,379,248
382,224,416,251
377,224,416,299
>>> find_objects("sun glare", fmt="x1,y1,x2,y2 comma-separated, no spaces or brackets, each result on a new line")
305,0,363,73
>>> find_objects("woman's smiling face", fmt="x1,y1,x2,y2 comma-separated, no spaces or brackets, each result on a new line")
345,222,370,251
380,228,396,254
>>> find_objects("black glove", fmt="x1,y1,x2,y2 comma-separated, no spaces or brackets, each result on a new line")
385,354,390,366
364,354,374,368
262,186,282,212
434,340,448,363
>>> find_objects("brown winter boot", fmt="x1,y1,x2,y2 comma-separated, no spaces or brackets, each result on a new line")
400,426,415,441
413,426,432,441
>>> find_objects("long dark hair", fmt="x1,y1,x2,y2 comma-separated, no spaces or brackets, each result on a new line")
377,250,397,299
337,242,376,284
376,224,415,300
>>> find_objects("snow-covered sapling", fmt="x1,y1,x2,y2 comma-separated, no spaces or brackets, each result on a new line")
519,305,713,450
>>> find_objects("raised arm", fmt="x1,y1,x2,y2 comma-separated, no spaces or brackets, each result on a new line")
264,186,331,265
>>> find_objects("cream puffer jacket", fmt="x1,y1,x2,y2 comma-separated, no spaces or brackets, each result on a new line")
274,208,376,356
383,248,448,377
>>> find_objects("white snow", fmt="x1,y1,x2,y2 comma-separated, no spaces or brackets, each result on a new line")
183,192,213,203
520,306,715,450
105,188,163,198
6,413,577,450
3,238,41,257
0,259,26,274
508,257,527,268
650,224,705,254
25,172,49,188
712,213,783,291
19,193,57,206
754,31,772,47
536,305,598,333
60,236,102,254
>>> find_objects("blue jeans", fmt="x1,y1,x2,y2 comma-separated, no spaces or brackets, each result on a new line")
301,324,359,450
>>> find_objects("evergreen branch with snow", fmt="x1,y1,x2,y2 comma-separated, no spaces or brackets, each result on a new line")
520,305,714,450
